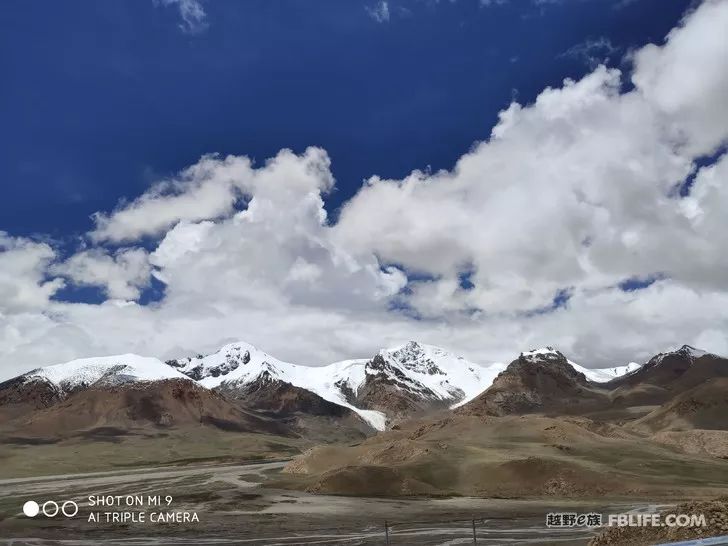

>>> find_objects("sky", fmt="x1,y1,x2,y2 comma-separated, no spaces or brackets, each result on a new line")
1,0,727,380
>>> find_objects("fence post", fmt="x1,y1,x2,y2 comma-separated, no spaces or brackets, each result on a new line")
385,520,390,545
472,518,477,544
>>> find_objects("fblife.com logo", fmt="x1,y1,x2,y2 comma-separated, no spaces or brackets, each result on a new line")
23,500,78,518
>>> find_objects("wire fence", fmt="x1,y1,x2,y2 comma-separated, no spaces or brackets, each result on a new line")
227,514,569,544
383,516,501,544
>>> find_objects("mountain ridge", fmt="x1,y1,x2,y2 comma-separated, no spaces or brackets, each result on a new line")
3,340,699,431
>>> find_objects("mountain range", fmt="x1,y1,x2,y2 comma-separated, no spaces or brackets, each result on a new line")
0,340,642,436
279,344,728,499
2,339,728,505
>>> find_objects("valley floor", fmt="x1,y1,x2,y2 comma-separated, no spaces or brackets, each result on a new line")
0,459,697,545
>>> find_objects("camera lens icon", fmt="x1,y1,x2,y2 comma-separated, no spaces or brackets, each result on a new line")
23,501,39,517
61,501,79,517
23,500,78,518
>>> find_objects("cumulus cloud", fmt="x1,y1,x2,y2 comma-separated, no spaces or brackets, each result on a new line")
90,154,252,243
1,0,727,380
631,0,728,157
0,233,64,313
147,147,404,313
52,248,151,301
334,0,728,317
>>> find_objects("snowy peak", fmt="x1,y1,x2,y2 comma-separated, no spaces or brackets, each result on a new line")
0,354,194,414
351,341,507,424
368,341,499,402
164,340,503,429
517,347,587,381
166,341,273,385
167,342,387,431
518,347,642,383
22,354,190,394
649,344,710,366
165,340,502,429
638,344,717,377
1,340,651,433
515,348,586,381
377,341,448,376
457,348,610,417
677,344,709,357
167,341,316,398
519,347,564,362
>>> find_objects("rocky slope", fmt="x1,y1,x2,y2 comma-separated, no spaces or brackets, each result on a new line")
165,342,388,429
278,412,728,498
590,498,728,546
629,377,728,433
456,348,611,417
3,378,293,440
609,345,722,387
348,342,508,423
627,377,728,459
0,375,64,420
217,371,372,442
607,345,728,408
279,344,728,499
0,355,189,420
0,352,367,442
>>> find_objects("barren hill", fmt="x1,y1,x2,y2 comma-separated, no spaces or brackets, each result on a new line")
4,378,292,440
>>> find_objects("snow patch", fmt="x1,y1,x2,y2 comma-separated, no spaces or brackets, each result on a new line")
521,347,560,357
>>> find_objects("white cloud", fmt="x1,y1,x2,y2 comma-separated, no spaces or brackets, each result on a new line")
335,64,704,313
366,1,391,23
334,0,728,315
631,0,728,157
53,248,151,301
0,233,64,313
156,0,208,34
90,154,252,243
146,148,403,315
1,0,727,381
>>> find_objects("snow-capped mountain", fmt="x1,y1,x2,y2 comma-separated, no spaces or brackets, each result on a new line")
352,342,507,420
611,344,727,395
0,341,651,432
457,347,611,417
456,346,655,417
166,342,387,430
518,348,642,383
369,342,505,405
0,354,190,406
28,354,190,392
644,344,712,369
165,340,507,429
0,355,195,420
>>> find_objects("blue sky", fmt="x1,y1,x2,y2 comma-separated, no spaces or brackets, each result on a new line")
1,0,727,379
1,0,690,238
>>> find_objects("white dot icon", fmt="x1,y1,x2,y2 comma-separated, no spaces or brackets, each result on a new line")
23,500,39,517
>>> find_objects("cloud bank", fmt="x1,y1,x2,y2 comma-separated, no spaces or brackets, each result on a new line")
1,0,727,380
